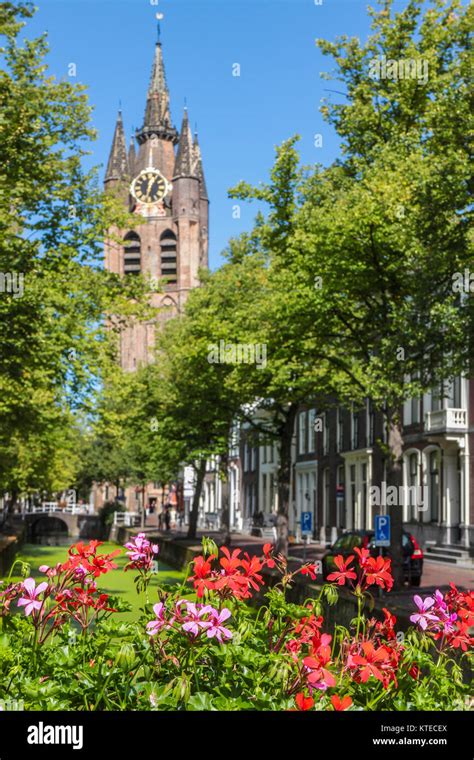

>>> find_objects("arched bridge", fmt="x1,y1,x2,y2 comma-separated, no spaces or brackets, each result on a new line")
22,505,103,543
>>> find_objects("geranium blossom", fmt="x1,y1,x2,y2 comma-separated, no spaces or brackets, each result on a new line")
410,595,440,631
203,608,233,642
295,693,314,711
189,555,216,598
327,555,357,586
300,563,319,581
363,555,393,592
181,602,213,637
124,533,159,572
303,634,336,691
350,641,390,683
331,695,352,711
146,602,170,636
17,578,48,617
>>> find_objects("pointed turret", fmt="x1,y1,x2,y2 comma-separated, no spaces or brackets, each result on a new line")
105,111,129,185
174,109,195,178
192,132,208,200
128,136,137,177
137,42,178,145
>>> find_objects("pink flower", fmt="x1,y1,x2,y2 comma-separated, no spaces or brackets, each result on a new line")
17,578,48,617
146,602,168,636
202,608,233,642
410,595,440,631
125,533,159,572
181,602,213,637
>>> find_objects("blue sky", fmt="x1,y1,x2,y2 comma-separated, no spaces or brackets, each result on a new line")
25,0,411,269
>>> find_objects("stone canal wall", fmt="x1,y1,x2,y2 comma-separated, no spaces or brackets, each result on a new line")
0,526,25,576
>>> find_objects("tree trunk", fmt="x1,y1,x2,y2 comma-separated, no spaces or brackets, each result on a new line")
386,412,405,589
276,404,298,556
141,485,146,529
187,459,206,540
7,490,18,515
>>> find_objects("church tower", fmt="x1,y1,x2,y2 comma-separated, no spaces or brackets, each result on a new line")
104,35,209,371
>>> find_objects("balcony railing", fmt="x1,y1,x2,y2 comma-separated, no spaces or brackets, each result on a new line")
424,408,467,434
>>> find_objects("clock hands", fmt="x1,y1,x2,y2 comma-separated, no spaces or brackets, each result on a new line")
131,170,167,204
145,176,155,202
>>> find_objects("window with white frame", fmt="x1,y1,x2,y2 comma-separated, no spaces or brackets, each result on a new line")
299,412,307,455
308,409,317,453
251,446,257,471
429,450,440,522
337,465,345,528
361,463,367,529
268,444,274,464
407,452,419,520
323,467,330,526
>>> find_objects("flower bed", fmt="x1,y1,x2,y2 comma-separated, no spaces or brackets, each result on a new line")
0,536,472,711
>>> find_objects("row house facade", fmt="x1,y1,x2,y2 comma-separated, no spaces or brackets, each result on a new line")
196,377,473,550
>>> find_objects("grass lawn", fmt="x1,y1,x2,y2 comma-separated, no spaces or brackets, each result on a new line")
10,542,185,621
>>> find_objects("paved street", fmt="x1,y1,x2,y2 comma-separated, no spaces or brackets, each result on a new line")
146,524,474,591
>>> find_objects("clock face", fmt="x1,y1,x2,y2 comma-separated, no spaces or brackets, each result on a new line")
131,169,169,205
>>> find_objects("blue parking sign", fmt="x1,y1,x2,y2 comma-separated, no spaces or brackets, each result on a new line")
375,515,391,547
301,512,312,534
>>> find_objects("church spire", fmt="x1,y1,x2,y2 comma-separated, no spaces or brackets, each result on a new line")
137,41,178,144
193,131,208,200
174,108,195,177
105,110,129,184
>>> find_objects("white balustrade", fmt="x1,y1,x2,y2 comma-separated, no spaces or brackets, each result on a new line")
425,408,467,433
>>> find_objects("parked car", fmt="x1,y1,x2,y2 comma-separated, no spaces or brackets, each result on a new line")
322,529,424,586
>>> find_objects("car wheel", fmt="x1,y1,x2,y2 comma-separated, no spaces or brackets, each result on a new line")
410,576,421,587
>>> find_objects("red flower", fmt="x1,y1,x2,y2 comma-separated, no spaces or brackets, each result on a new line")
350,641,390,683
446,621,473,652
219,547,242,575
374,607,397,640
189,555,216,598
300,563,319,581
293,613,323,642
363,555,393,592
353,546,370,567
408,663,420,680
240,554,264,592
331,695,352,711
295,693,314,711
327,555,357,586
87,551,121,578
303,634,336,691
263,543,275,568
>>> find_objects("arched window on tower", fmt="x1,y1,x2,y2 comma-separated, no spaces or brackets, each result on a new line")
160,230,177,285
123,232,141,275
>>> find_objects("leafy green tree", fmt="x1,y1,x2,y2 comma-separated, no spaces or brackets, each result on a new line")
228,0,473,578
278,0,472,581
0,2,147,500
